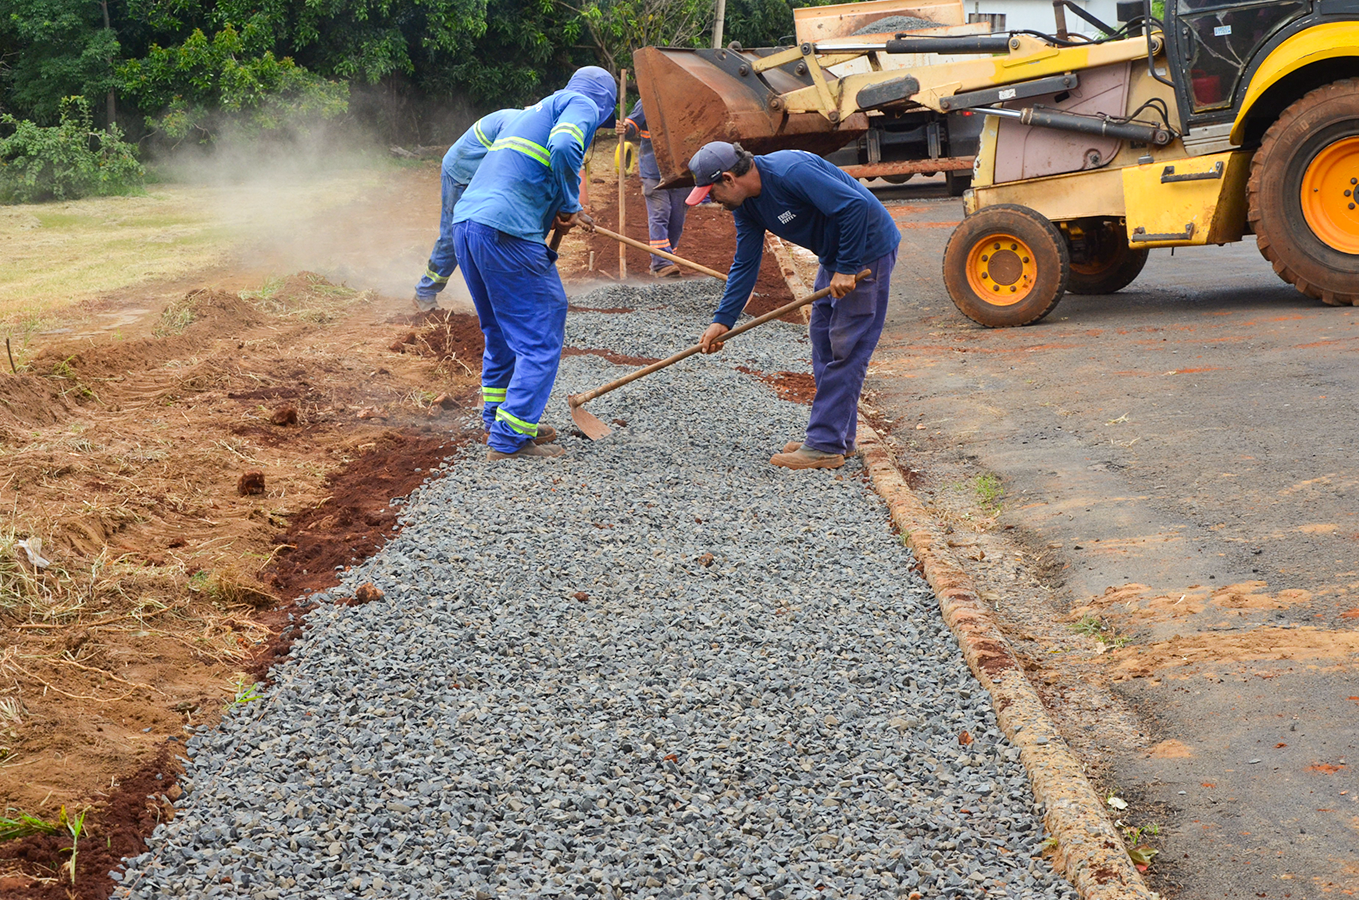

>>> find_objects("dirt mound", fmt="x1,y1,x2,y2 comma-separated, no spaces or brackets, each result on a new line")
389,311,484,363
0,274,483,898
0,375,75,436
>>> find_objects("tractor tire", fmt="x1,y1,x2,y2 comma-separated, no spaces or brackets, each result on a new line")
943,204,1069,327
1064,219,1149,295
1248,78,1359,306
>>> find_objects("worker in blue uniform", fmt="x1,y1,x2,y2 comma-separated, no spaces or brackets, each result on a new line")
413,108,523,312
616,100,688,277
686,141,900,470
453,67,617,460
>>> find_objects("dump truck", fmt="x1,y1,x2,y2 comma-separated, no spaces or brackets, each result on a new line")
633,0,1359,325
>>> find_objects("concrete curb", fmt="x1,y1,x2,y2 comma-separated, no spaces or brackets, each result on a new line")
856,420,1157,900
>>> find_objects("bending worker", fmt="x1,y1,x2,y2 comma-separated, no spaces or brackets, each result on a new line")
687,141,900,471
412,107,522,313
616,99,688,277
453,67,617,460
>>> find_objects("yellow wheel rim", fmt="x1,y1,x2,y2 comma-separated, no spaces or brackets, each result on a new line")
1301,135,1359,254
965,233,1038,305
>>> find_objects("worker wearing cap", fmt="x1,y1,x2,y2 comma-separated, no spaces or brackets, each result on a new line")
687,141,900,470
616,100,688,277
453,67,617,460
413,108,524,313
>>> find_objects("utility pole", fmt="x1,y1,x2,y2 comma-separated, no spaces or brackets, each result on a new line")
100,0,118,127
713,0,726,49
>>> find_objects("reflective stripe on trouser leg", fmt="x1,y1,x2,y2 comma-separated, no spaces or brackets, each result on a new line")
480,385,508,431
453,221,517,433
455,221,567,453
642,179,689,272
804,248,897,454
415,178,466,300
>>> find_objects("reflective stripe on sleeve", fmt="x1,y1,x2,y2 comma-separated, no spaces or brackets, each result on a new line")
473,118,494,149
550,122,586,149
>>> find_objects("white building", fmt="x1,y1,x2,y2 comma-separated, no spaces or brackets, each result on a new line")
972,0,1124,36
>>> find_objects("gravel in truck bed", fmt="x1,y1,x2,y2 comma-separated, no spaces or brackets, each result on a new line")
114,280,1076,900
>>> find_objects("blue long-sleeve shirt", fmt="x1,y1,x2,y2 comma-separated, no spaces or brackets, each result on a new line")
442,108,522,186
455,67,616,241
715,151,902,328
622,99,660,181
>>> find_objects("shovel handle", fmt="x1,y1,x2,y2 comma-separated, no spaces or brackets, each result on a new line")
548,226,566,252
589,222,728,281
567,268,871,408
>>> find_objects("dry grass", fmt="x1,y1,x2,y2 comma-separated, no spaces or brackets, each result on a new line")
0,169,389,326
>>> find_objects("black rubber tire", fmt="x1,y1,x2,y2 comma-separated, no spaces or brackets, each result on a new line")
1064,219,1149,295
882,173,914,185
1248,78,1359,306
943,204,1069,327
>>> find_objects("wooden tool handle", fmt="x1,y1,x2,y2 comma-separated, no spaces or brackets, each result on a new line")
548,226,566,251
568,268,871,407
590,223,728,281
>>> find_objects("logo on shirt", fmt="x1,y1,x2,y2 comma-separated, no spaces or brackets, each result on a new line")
777,210,796,225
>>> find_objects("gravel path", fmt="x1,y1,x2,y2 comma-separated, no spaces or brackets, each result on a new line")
114,281,1077,900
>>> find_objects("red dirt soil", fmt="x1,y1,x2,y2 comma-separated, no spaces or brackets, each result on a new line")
738,366,818,404
562,163,798,318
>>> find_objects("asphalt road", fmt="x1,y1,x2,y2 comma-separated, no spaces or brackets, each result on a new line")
867,179,1359,898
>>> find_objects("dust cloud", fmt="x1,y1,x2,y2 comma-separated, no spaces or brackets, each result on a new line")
154,113,478,311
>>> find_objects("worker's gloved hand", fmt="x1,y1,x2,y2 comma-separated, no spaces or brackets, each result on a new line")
828,271,858,298
700,323,729,354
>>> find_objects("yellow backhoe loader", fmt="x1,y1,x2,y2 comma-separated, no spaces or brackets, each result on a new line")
634,0,1359,325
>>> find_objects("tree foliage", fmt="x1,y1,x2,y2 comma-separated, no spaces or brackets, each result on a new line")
0,95,143,202
0,0,121,124
0,0,856,154
118,24,348,140
561,0,711,73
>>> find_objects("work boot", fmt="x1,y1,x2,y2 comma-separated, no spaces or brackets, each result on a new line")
770,445,845,470
653,264,682,278
783,440,855,456
487,442,565,461
412,293,440,313
533,424,558,445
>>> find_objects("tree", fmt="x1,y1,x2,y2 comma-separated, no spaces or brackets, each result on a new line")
0,0,122,125
557,0,710,73
117,24,348,141
0,94,143,202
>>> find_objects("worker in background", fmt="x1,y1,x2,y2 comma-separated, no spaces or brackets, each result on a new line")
687,141,900,471
412,107,523,312
453,66,617,460
616,100,687,277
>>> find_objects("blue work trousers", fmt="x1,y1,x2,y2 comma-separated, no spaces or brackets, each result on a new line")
453,221,568,453
641,178,688,272
805,248,898,455
414,171,466,304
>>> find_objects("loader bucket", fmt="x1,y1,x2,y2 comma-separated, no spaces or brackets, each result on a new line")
633,46,869,185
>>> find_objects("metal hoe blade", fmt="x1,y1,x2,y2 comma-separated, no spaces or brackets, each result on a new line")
568,397,613,440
